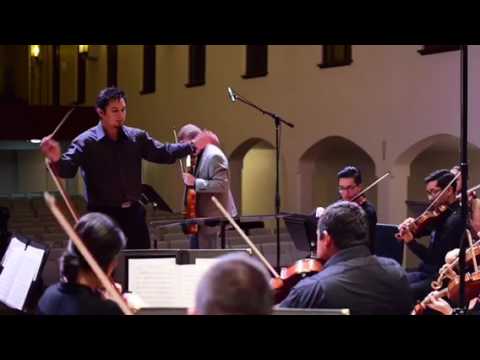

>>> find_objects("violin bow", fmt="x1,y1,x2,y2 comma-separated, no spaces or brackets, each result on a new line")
44,192,133,315
411,287,449,315
351,171,391,203
45,158,79,223
456,183,480,201
416,171,461,221
173,129,185,175
211,196,281,279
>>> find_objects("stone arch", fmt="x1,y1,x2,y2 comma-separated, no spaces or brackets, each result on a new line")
297,136,377,213
229,137,278,215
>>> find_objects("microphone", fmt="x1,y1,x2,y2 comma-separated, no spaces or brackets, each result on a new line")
227,87,236,102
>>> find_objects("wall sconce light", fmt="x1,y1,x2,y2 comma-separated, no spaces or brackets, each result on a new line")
79,45,97,61
30,45,40,62
79,45,89,55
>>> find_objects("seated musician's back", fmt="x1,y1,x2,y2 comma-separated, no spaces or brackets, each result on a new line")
37,213,127,315
279,201,413,315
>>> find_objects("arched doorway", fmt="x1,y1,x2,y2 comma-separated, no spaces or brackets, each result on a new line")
298,136,377,213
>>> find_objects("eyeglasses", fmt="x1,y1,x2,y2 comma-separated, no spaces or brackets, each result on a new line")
338,185,358,192
426,188,442,198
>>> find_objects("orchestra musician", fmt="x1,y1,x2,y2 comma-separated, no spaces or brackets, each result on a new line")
336,166,378,252
37,212,144,315
177,124,237,249
278,201,412,314
397,169,465,302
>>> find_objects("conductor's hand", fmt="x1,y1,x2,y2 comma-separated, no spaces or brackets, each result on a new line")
183,172,196,187
40,136,61,162
192,130,217,154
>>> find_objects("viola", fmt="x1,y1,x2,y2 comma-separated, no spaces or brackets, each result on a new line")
271,258,324,304
212,196,324,305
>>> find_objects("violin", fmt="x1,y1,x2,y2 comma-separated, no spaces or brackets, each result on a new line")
173,129,199,236
396,172,461,241
352,194,367,206
415,228,480,315
431,230,480,290
184,155,199,236
395,204,452,240
412,271,480,315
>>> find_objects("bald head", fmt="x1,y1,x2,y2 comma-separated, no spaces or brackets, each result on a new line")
194,253,273,315
178,124,202,142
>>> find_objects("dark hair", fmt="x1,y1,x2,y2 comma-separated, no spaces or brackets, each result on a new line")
337,166,362,185
424,169,456,191
95,87,127,112
60,213,126,283
194,253,273,315
317,201,368,250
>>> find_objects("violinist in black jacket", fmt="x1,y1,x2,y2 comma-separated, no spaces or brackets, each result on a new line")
397,169,464,302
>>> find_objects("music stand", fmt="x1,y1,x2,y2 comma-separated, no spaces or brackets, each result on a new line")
140,184,173,213
0,234,49,312
374,224,404,265
283,213,317,256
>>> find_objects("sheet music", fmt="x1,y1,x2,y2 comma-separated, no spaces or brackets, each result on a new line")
127,257,219,308
195,258,218,268
175,264,200,308
25,246,45,281
128,258,178,307
176,258,219,308
0,237,46,310
0,246,23,302
4,256,37,309
1,237,24,267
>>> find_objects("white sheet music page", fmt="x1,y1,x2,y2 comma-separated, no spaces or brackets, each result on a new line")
25,245,45,281
0,237,45,310
5,255,38,309
176,258,219,308
127,257,220,308
128,257,178,307
1,236,24,267
0,245,23,304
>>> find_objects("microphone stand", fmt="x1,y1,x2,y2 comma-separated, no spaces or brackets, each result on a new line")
457,45,469,313
229,89,295,271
